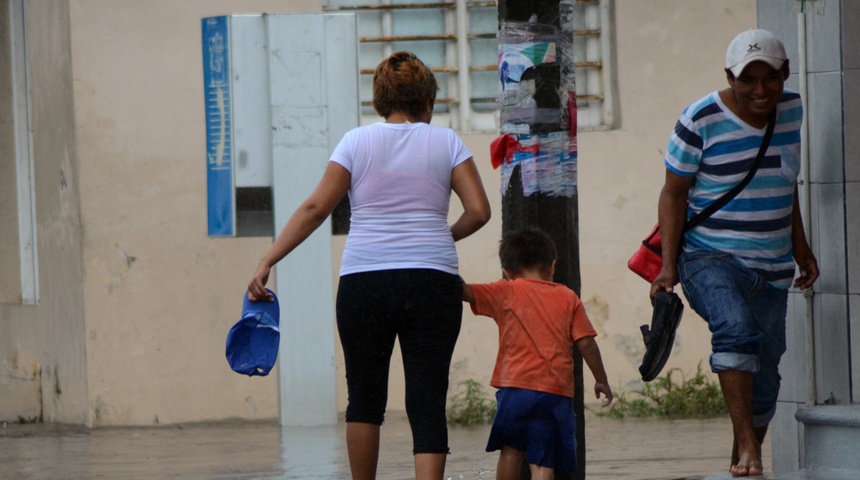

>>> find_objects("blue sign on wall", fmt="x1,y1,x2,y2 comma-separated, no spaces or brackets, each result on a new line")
202,16,234,236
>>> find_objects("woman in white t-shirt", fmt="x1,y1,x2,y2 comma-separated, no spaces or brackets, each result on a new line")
247,51,491,480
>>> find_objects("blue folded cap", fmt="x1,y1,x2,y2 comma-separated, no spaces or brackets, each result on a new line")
226,289,280,376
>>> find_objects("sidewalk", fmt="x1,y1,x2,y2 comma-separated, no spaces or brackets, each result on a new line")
0,410,788,480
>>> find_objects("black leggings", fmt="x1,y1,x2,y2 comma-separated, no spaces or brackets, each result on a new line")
336,269,462,454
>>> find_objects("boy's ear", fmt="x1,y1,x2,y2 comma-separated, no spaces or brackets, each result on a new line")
502,268,513,280
548,260,556,279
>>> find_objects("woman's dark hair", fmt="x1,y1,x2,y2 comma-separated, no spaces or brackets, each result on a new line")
372,51,438,119
499,227,557,275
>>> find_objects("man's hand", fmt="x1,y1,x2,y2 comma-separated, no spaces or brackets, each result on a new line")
793,249,819,290
790,186,818,290
650,265,679,301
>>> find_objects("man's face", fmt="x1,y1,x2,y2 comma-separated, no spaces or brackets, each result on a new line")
727,60,788,125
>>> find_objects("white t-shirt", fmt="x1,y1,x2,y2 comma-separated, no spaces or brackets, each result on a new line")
330,122,473,276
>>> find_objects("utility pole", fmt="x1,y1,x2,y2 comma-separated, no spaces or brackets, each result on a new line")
495,1,583,479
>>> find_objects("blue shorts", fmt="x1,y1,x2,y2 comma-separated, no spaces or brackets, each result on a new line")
486,387,577,473
678,248,788,427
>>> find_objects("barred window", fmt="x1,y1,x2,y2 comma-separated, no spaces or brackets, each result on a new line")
324,0,616,132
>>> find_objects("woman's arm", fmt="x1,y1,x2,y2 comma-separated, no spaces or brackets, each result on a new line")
450,158,491,242
248,162,351,301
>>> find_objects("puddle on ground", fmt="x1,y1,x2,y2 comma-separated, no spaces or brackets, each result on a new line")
0,411,761,480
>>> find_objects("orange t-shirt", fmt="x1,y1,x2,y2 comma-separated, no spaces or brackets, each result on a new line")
469,278,597,398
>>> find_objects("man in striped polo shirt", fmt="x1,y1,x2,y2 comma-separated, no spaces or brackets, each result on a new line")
650,29,819,477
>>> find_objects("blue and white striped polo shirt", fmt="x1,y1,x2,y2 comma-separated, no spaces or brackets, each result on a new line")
665,90,802,289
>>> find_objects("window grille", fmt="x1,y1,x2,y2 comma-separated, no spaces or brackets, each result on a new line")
323,0,615,131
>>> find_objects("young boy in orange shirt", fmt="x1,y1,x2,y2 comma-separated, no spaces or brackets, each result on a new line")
462,228,613,480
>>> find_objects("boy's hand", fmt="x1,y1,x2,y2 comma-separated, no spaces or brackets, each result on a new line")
594,382,613,407
461,279,475,303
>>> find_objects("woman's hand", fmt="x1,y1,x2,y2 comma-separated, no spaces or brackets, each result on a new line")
248,261,274,302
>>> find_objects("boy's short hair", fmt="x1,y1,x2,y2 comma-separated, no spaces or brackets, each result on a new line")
499,227,557,274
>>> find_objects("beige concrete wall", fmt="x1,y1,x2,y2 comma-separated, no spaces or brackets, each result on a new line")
68,0,320,426
1,0,754,426
0,1,88,424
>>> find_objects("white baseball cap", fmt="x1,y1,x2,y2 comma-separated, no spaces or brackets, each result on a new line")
726,29,787,77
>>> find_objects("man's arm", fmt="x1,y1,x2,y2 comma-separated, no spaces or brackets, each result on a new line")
791,185,819,289
650,170,695,300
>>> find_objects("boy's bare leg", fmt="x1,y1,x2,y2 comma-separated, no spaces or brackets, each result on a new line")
496,446,526,480
346,422,380,480
414,453,446,480
528,464,556,480
718,370,763,477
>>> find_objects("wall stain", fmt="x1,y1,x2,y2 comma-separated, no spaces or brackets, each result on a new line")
54,366,62,396
118,244,137,269
91,396,119,426
99,244,138,293
583,294,608,336
614,334,646,366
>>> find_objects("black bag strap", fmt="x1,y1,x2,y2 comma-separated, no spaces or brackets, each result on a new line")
684,111,776,231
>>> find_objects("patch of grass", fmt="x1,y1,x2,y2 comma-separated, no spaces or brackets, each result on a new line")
17,415,41,424
594,363,727,419
447,379,496,426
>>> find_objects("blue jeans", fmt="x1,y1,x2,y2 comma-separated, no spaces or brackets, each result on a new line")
678,249,788,427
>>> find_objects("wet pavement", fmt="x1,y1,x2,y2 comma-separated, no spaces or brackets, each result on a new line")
0,409,810,480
